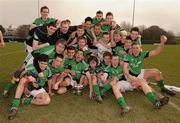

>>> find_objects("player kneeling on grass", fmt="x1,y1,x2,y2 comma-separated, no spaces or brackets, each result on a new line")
82,56,102,102
8,54,51,120
124,35,175,96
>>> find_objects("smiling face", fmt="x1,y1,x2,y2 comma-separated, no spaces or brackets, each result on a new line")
96,13,103,21
103,55,111,66
75,50,84,62
55,43,65,54
67,49,75,59
78,38,86,49
52,56,63,68
41,8,49,19
89,60,97,68
111,56,119,68
132,44,141,56
130,31,139,40
61,22,69,34
47,26,57,36
38,61,48,71
102,34,110,44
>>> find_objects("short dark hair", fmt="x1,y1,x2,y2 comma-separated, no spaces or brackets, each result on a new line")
40,6,49,12
85,17,93,23
96,10,103,15
47,21,57,28
67,46,75,51
103,51,111,58
55,54,63,59
103,32,110,36
88,56,99,64
106,12,113,17
78,36,87,42
130,27,139,33
126,36,132,41
38,54,49,62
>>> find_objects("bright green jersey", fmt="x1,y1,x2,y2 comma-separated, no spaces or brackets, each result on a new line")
126,51,149,75
97,62,110,73
63,58,76,68
74,45,91,57
104,65,123,80
113,46,129,61
69,59,89,80
86,29,103,42
33,17,56,26
48,64,65,75
33,45,64,62
92,17,106,25
25,64,52,87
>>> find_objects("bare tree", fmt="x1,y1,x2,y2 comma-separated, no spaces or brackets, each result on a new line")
16,25,30,38
120,21,132,32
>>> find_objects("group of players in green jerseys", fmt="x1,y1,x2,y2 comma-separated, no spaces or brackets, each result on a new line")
2,6,176,120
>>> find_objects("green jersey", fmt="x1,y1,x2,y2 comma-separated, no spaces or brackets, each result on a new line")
113,46,129,61
86,29,103,42
74,45,91,57
125,51,149,75
33,17,56,26
33,45,64,62
25,64,52,87
69,59,89,80
92,17,106,25
63,58,76,69
48,64,65,75
97,62,110,73
104,65,123,80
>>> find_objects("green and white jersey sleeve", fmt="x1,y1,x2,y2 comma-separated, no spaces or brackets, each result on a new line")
126,51,149,75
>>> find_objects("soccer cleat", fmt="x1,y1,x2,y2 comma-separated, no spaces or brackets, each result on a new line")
161,88,176,96
154,96,169,109
8,108,18,120
159,96,169,106
94,94,103,103
2,90,9,98
120,106,132,116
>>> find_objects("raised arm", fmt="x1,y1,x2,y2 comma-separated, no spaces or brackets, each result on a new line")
148,35,167,57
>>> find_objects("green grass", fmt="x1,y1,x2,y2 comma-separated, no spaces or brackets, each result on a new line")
0,43,180,123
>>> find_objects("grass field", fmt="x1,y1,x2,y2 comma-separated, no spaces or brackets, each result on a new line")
0,43,180,123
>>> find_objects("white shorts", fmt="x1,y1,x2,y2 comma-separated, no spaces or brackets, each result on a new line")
30,88,46,97
137,69,145,79
118,80,135,92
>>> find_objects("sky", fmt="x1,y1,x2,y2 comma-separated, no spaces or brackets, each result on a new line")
0,0,180,35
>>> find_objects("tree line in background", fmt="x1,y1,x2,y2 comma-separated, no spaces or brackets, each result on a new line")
0,21,179,44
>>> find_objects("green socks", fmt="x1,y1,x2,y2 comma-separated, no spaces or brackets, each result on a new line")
93,85,100,95
4,82,15,92
157,80,165,90
146,92,157,105
22,97,33,105
117,97,128,108
12,98,21,108
100,83,112,95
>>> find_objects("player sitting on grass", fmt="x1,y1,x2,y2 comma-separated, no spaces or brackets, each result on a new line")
81,56,102,102
8,54,51,120
123,35,175,96
100,55,132,115
97,51,111,87
2,39,66,97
